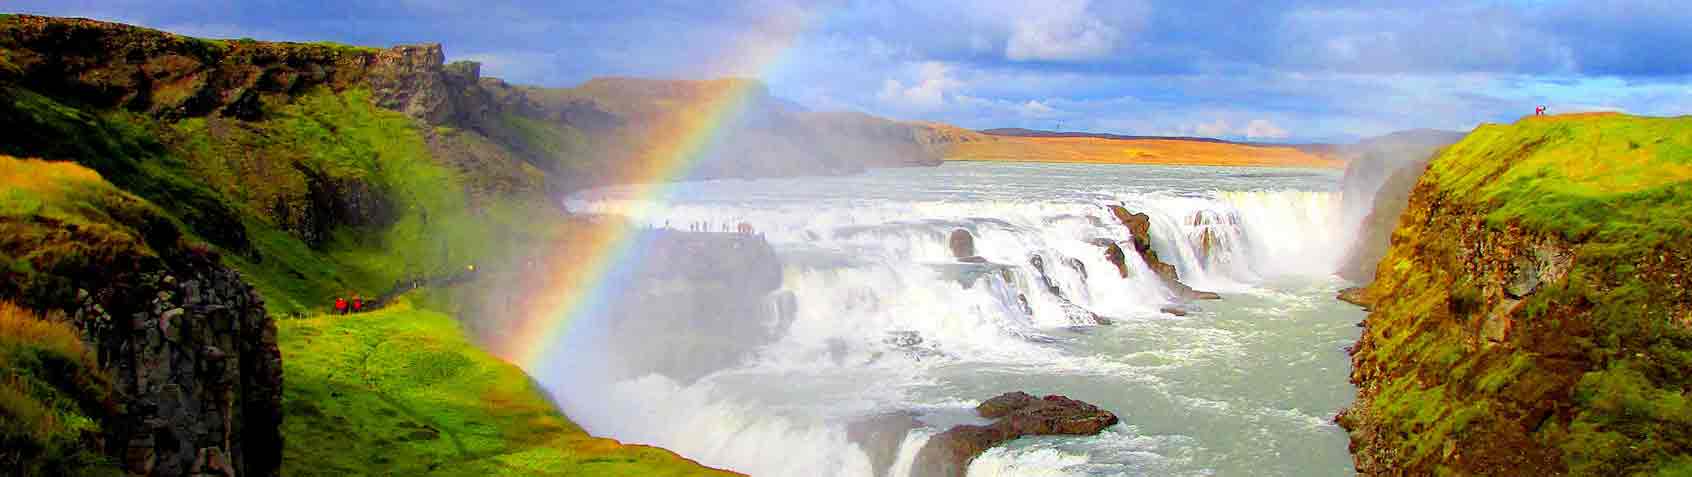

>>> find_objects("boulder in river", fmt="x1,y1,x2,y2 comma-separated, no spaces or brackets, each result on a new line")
1103,206,1222,302
1108,205,1152,241
948,229,975,259
1102,242,1130,278
912,392,1119,477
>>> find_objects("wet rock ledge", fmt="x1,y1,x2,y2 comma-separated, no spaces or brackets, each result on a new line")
912,391,1119,477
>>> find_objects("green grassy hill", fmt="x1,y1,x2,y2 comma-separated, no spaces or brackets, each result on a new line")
1339,113,1692,475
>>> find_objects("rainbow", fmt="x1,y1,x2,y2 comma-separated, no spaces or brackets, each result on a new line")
489,10,820,372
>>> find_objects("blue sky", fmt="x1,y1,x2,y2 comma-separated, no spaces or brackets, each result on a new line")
12,0,1692,142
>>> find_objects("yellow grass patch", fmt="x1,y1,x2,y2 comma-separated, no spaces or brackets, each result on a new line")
0,155,106,198
943,136,1344,168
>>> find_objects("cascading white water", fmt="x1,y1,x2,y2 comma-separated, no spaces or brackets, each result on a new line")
542,163,1364,477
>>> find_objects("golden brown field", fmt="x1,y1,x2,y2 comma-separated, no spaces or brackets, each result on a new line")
942,135,1346,168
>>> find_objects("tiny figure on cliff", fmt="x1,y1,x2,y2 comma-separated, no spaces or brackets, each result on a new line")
335,296,348,315
1535,105,1547,116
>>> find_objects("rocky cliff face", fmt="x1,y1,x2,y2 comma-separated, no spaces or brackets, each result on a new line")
72,253,283,477
0,156,282,477
1336,114,1692,475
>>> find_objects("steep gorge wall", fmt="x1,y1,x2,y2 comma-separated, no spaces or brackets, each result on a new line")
1336,114,1692,475
0,156,282,477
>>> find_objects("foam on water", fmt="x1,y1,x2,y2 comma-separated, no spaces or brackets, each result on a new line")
542,163,1363,476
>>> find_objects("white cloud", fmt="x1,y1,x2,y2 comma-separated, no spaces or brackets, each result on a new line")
1194,119,1232,138
1245,119,1290,139
1016,100,1058,118
1005,0,1123,61
877,61,960,110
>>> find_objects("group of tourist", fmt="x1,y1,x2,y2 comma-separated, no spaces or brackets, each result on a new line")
333,295,365,315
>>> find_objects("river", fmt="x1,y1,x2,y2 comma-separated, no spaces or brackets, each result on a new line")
550,161,1365,476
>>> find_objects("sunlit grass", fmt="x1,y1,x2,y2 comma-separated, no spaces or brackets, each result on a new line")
0,301,117,476
278,297,737,476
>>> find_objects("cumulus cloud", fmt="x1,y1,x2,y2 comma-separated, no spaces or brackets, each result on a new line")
1244,119,1289,140
878,62,960,110
1016,100,1058,118
1005,0,1124,61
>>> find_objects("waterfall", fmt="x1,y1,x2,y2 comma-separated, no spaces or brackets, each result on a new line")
540,169,1351,476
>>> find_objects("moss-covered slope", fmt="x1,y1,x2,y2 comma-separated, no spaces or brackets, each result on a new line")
279,298,737,477
1338,113,1692,475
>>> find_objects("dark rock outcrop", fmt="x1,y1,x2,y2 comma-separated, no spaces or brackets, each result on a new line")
948,229,976,260
1103,206,1220,301
74,257,284,477
912,392,1118,477
1100,240,1130,278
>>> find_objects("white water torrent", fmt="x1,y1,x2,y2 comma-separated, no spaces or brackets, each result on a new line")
544,162,1365,476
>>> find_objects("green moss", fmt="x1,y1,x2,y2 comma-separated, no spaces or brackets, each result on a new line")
278,297,735,476
1476,353,1534,394
1355,114,1692,474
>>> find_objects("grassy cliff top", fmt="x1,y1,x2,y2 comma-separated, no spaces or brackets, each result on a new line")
1428,113,1692,243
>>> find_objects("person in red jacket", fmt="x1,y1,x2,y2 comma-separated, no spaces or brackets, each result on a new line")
352,296,364,314
334,297,348,315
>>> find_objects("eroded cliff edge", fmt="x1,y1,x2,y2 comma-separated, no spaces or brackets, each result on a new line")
1336,113,1692,475
1,156,282,477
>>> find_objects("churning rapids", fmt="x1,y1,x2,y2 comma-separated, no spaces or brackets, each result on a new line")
552,162,1366,476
